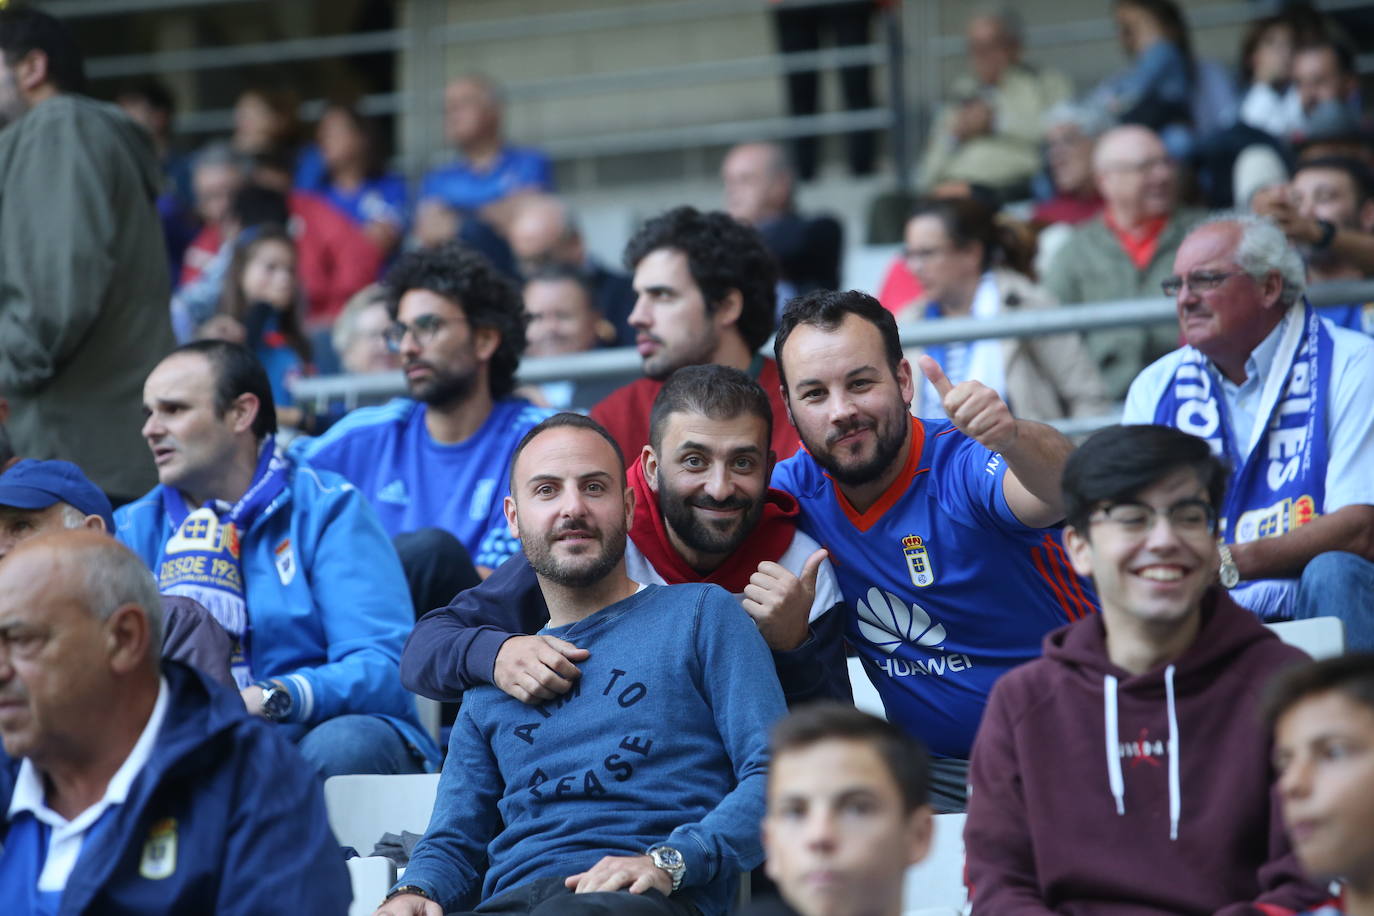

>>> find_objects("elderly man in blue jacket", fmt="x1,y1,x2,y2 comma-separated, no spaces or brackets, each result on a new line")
0,531,351,913
117,340,438,776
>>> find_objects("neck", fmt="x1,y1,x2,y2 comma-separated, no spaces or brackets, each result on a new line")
939,278,980,316
40,675,158,821
709,332,755,372
1104,607,1201,676
423,384,494,445
838,422,913,515
26,84,58,110
1107,202,1151,232
460,135,502,168
185,446,260,508
540,565,640,628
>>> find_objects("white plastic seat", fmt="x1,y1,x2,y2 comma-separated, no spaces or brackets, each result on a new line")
903,812,968,915
346,855,395,916
323,773,442,857
1266,617,1345,659
847,655,887,719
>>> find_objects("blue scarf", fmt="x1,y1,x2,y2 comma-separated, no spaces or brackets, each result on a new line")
1152,301,1332,545
157,437,290,687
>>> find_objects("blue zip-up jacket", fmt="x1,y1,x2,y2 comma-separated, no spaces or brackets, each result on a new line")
116,460,439,768
0,662,351,914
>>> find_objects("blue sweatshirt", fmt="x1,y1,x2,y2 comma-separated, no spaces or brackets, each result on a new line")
398,583,786,915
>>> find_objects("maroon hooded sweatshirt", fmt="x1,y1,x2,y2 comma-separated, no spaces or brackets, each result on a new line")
965,589,1328,916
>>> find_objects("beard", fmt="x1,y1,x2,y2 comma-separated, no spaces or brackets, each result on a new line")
657,472,765,556
804,405,909,487
406,360,476,408
524,516,628,588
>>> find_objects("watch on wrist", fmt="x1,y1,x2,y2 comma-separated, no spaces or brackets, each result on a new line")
647,845,686,893
256,680,293,722
385,884,435,902
1218,541,1240,589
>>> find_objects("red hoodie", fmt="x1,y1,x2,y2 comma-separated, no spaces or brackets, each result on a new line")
965,590,1327,916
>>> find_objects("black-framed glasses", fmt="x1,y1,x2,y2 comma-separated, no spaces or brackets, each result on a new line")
1160,271,1245,297
1089,499,1218,537
384,314,449,351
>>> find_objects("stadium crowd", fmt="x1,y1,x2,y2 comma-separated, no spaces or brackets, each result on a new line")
1,2,1373,915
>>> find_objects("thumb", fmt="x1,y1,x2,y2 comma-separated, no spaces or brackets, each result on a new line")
800,548,828,593
543,636,591,660
918,355,954,399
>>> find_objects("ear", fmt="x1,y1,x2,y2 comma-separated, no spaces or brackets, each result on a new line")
105,604,153,676
712,289,744,332
896,357,915,408
229,392,260,436
1358,200,1374,234
15,49,49,96
1063,525,1094,577
83,514,107,533
1260,269,1285,311
503,494,520,539
641,446,660,492
623,482,636,531
905,804,935,867
473,325,501,363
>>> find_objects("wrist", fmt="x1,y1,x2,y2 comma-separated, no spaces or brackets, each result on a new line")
647,845,685,893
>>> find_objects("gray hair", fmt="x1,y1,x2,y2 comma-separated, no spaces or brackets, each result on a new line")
193,140,246,177
1200,211,1307,307
1043,101,1111,139
82,542,165,658
331,283,389,358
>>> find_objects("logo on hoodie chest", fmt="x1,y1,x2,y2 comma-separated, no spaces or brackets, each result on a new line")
1119,728,1173,768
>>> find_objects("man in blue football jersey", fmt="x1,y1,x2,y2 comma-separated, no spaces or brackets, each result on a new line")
771,289,1094,811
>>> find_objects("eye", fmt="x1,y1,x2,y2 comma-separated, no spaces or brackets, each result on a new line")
799,387,825,402
533,483,556,498
731,457,756,471
682,455,705,469
585,481,606,494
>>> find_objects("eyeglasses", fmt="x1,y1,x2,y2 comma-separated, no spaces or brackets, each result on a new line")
1160,271,1246,297
1090,499,1218,537
904,245,953,265
1100,155,1173,176
384,314,449,351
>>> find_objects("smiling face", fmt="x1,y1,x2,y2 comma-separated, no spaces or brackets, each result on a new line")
505,425,633,589
1064,466,1218,635
1275,690,1374,887
644,410,771,572
241,238,297,310
764,738,931,916
628,248,727,380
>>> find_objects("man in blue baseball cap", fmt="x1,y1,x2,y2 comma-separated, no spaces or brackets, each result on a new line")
0,458,234,685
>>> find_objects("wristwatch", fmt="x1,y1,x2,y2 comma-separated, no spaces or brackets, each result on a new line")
1218,542,1240,589
256,680,293,722
385,885,435,902
647,845,686,893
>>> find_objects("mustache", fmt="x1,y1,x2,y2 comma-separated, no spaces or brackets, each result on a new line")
826,417,875,446
689,495,752,511
550,519,600,539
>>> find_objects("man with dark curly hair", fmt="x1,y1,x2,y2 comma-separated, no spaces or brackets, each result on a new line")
590,206,801,461
299,243,554,589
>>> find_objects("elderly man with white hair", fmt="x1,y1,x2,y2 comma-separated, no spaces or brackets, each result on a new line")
1122,213,1374,648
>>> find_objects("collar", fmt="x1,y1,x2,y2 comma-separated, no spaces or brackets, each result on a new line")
9,677,170,830
1240,304,1295,383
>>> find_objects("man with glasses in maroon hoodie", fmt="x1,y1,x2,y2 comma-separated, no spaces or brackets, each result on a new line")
964,423,1327,915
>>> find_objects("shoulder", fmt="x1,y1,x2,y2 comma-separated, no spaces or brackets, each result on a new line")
286,460,362,506
1327,319,1374,366
773,450,827,500
299,399,418,452
115,488,169,538
492,397,558,434
985,654,1061,716
993,268,1054,308
1122,347,1189,420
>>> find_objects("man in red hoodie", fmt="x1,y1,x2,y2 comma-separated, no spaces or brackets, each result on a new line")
965,423,1327,915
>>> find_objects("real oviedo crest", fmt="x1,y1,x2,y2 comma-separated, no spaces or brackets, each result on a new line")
902,534,934,588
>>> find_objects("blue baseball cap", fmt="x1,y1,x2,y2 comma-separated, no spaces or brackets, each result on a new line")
0,459,116,532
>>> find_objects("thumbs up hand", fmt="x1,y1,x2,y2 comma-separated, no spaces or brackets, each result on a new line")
742,548,829,652
918,354,1018,454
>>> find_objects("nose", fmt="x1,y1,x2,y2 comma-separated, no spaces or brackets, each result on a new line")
1143,512,1185,550
141,412,164,442
801,808,839,853
703,463,733,502
398,326,422,360
1278,755,1312,804
628,294,651,330
557,486,591,521
828,390,859,426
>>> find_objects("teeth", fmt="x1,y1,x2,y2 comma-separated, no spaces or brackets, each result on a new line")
1138,567,1183,582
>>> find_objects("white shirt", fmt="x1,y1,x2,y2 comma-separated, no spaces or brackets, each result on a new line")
7,677,170,892
1123,308,1374,616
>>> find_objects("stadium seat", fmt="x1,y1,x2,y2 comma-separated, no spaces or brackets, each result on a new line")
1266,617,1345,660
346,855,394,916
323,773,441,860
415,695,443,743
903,812,968,915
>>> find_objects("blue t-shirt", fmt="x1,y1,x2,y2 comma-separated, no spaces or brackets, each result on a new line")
1320,300,1374,337
321,173,409,231
772,418,1096,758
419,147,554,212
296,397,554,568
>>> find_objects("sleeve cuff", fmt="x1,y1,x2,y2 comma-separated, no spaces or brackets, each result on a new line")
471,628,519,686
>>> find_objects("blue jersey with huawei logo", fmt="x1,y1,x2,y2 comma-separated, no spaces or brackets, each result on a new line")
772,417,1096,757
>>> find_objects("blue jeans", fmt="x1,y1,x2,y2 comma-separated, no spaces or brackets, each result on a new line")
287,715,426,778
1292,551,1374,652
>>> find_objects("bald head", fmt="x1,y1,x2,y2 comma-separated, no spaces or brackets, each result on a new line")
508,194,583,272
1093,125,1176,225
444,74,503,151
722,142,794,225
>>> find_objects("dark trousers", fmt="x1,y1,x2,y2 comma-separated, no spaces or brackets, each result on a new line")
393,527,481,619
454,876,700,916
773,0,877,179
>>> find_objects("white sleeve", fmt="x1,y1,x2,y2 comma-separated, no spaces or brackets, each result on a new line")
1323,331,1374,510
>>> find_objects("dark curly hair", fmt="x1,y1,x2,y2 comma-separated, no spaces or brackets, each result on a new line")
384,242,527,399
622,206,778,353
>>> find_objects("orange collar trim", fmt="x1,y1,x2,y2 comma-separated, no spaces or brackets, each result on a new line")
829,417,928,532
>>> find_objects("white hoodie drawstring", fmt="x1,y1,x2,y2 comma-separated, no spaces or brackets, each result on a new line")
1104,674,1125,815
1164,664,1181,841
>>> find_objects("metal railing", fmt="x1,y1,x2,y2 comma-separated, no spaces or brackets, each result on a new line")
291,278,1374,432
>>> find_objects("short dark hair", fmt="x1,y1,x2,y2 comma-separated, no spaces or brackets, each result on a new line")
1296,37,1358,78
908,197,1034,275
0,6,85,94
773,289,904,395
1263,653,1374,730
166,340,278,441
1294,155,1374,208
622,206,778,353
230,184,290,231
770,702,930,812
1061,425,1229,534
385,243,528,399
523,262,594,304
508,412,625,491
116,79,175,116
648,365,773,455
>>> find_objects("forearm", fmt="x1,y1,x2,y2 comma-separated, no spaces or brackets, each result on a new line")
1001,420,1074,526
1231,504,1374,580
771,603,851,706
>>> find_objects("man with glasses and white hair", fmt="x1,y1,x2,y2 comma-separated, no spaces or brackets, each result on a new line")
1123,213,1374,648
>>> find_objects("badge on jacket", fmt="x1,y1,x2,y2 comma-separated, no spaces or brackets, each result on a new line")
274,538,297,585
140,817,178,880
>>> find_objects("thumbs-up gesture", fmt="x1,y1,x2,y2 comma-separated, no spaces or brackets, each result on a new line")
742,548,829,652
919,354,1018,453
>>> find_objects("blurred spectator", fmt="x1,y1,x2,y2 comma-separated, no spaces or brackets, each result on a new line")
723,141,843,306
116,79,198,275
518,265,619,409
418,74,553,234
917,9,1071,201
1293,38,1360,129
590,206,801,462
316,103,407,259
506,193,635,344
900,198,1107,422
206,224,314,431
1043,125,1204,400
231,86,324,191
182,143,245,279
333,284,400,376
1237,14,1307,139
1253,156,1374,335
771,0,877,180
1033,103,1108,227
0,6,175,505
0,396,15,471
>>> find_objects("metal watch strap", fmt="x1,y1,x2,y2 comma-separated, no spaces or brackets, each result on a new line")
385,884,434,902
1218,541,1240,589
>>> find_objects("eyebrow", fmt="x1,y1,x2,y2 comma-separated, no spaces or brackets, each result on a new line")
675,440,762,456
526,470,615,486
638,284,678,297
791,365,883,391
144,397,191,412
